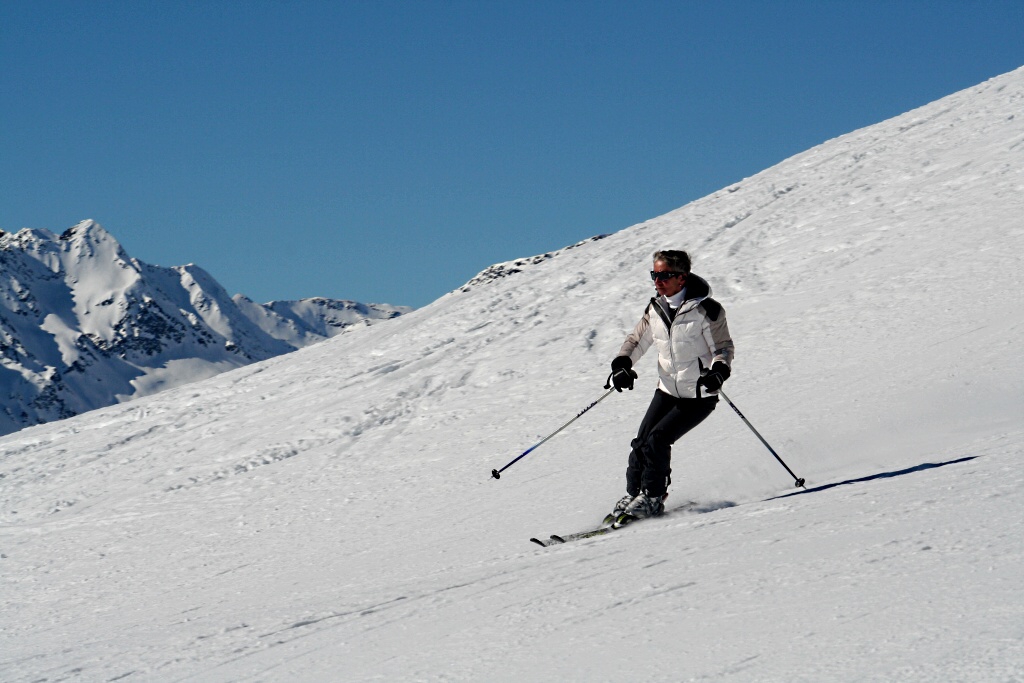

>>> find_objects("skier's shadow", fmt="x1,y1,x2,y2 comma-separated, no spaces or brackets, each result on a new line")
765,455,979,500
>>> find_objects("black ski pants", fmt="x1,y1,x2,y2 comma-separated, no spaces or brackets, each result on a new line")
626,390,718,498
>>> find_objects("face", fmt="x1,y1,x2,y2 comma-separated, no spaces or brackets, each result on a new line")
652,260,686,297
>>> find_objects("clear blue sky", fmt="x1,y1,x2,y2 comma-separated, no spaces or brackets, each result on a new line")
3,1,1022,308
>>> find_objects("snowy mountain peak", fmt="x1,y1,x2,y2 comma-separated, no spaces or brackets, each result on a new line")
59,218,110,241
0,222,411,436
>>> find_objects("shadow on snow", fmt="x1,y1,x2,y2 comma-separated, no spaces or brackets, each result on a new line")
765,456,979,501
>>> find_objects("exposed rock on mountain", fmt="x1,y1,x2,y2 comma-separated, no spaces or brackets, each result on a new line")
0,220,410,435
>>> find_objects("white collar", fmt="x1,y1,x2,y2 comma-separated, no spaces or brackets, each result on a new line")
665,289,687,309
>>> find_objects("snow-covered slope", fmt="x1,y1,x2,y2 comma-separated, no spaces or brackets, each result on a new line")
0,222,411,436
2,68,1023,682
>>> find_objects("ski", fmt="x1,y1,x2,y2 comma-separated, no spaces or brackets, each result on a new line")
530,501,700,548
530,517,614,547
531,524,613,546
549,526,614,543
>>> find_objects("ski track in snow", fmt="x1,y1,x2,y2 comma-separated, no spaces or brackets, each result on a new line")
2,68,1024,682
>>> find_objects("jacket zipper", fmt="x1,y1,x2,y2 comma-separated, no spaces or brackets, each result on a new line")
651,296,705,398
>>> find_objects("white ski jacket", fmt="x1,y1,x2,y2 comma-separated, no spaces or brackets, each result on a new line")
617,274,735,399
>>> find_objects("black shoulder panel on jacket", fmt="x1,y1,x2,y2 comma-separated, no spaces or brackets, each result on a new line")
698,297,722,321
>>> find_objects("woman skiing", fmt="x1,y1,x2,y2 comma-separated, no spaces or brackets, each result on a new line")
607,249,735,524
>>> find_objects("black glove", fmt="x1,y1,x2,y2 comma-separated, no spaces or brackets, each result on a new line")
699,361,731,392
609,356,637,392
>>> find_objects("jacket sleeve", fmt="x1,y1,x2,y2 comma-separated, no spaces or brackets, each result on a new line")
705,305,735,367
617,305,654,365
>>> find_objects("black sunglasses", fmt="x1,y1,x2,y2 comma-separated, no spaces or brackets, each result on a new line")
650,270,685,281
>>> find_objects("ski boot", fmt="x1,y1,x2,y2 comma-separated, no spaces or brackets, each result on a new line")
614,491,665,528
602,493,635,527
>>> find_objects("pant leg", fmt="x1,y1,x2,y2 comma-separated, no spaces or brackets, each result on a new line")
625,391,677,496
628,391,718,498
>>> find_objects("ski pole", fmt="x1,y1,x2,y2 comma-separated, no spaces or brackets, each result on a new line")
491,384,618,480
717,388,806,489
